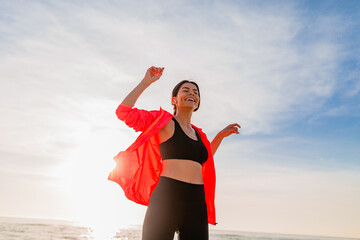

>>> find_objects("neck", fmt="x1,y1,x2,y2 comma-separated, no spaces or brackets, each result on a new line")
174,108,193,128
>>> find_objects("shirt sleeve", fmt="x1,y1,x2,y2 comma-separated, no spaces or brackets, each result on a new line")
115,104,161,132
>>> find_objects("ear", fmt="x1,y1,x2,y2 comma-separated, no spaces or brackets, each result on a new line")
171,97,177,104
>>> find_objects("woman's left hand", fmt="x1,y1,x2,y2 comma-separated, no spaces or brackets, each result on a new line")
220,123,241,138
211,123,241,155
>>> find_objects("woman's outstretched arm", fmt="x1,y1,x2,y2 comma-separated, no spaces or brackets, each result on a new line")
116,66,165,132
121,66,164,107
211,123,240,155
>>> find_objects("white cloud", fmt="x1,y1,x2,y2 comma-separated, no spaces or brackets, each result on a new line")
323,105,349,116
0,0,345,137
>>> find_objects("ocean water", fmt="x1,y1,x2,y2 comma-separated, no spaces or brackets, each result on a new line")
0,216,357,240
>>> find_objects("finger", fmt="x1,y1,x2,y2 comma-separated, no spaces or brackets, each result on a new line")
228,124,240,129
152,67,160,76
225,127,238,133
233,128,239,134
231,126,240,133
227,129,238,135
231,123,241,128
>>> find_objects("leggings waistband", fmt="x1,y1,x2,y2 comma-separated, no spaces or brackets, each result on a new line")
152,176,205,202
159,176,204,186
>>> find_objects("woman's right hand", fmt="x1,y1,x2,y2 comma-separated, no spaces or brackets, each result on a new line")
143,66,165,84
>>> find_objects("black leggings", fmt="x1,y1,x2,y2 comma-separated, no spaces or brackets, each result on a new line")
142,176,208,240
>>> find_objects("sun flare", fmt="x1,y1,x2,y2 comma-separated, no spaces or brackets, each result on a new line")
51,129,138,239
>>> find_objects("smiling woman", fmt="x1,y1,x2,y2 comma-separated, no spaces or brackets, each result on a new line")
109,66,240,240
171,80,201,116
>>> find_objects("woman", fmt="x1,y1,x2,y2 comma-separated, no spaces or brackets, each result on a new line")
108,66,240,240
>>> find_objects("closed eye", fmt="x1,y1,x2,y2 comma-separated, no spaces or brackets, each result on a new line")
183,90,198,95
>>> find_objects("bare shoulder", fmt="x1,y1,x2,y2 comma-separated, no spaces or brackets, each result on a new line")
158,119,175,143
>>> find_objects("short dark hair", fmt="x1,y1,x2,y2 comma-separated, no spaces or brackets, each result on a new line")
172,80,201,115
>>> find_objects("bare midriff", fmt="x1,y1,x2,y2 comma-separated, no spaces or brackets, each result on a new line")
160,159,204,184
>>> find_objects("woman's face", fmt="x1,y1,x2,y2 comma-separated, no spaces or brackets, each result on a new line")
172,82,200,111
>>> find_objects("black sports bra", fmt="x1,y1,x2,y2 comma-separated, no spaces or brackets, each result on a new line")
159,117,208,165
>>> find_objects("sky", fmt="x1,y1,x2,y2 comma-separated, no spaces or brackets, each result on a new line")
0,0,359,238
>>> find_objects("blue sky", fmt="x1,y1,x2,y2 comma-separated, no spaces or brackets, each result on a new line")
0,0,359,238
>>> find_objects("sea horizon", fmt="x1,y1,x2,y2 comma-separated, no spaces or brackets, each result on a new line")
0,215,358,240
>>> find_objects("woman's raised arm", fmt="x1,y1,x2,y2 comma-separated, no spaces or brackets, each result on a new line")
211,123,240,155
121,66,164,107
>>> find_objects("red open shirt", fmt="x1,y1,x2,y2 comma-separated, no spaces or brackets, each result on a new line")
108,104,217,225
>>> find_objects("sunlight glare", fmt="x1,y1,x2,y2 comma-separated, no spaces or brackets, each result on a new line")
52,128,134,238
